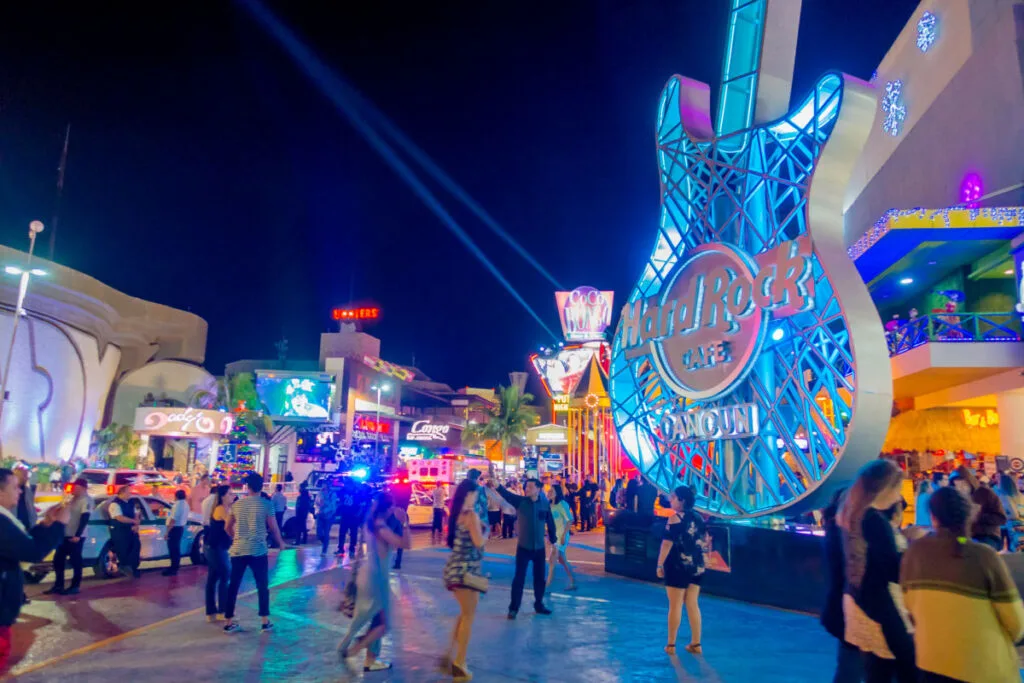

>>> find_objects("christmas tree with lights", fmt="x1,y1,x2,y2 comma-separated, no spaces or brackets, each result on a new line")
217,408,258,483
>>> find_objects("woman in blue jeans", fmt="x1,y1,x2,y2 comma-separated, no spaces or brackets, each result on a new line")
205,486,235,621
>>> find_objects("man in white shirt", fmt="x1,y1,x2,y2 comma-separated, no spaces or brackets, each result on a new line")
271,484,288,533
45,478,93,595
431,484,447,543
163,489,190,576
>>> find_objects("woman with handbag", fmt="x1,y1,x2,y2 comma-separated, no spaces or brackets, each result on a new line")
440,479,488,682
546,484,577,591
337,492,410,674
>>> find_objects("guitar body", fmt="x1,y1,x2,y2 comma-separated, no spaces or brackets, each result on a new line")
610,62,893,517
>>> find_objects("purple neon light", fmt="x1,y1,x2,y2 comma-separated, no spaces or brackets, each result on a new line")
961,173,983,208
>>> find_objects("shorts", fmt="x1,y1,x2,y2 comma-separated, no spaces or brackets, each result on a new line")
664,566,703,590
432,508,444,532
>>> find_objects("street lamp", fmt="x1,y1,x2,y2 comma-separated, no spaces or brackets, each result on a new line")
0,221,46,442
370,382,391,464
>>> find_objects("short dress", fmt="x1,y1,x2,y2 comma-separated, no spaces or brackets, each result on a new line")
662,510,707,589
552,500,572,554
443,515,484,592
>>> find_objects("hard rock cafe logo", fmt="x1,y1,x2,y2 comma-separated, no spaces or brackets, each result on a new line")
619,237,814,403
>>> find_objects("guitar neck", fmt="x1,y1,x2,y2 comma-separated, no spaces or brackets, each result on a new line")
714,0,801,146
715,0,768,143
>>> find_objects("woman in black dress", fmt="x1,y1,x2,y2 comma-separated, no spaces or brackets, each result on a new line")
656,485,707,655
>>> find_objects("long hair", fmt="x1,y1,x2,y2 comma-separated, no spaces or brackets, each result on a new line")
446,479,478,549
552,483,565,505
214,484,231,508
837,459,902,532
997,473,1018,499
366,491,394,534
929,486,974,557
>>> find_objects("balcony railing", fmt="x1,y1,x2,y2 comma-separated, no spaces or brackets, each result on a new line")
886,312,1023,356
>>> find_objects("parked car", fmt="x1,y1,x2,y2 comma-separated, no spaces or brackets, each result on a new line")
25,494,205,582
78,469,188,504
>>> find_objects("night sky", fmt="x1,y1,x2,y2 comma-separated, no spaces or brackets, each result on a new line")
0,0,918,387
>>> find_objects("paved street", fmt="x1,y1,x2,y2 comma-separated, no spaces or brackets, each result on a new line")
5,529,838,682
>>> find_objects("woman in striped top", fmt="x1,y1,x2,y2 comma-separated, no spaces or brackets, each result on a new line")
902,486,1024,683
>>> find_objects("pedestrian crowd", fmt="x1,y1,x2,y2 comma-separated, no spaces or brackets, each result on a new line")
823,461,1024,683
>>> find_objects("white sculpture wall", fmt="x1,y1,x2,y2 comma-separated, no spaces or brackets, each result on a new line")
0,311,121,462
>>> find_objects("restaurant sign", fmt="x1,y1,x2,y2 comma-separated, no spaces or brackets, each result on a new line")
134,407,234,437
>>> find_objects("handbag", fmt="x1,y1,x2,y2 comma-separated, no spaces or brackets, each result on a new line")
459,572,489,593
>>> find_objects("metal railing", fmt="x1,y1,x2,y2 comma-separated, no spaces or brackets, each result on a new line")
886,312,1023,356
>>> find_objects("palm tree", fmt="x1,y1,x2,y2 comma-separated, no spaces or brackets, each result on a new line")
462,385,536,472
188,373,275,477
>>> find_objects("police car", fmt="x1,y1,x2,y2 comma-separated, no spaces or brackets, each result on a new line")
26,494,206,582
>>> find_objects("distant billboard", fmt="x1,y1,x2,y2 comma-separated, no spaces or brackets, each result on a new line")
531,345,595,397
255,371,336,421
555,287,614,341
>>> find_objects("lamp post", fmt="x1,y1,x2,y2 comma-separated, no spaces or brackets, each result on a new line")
0,221,46,443
370,382,391,466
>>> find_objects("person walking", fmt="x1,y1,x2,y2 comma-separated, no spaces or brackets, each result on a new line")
190,474,212,514
337,492,410,673
821,488,863,683
13,466,36,530
317,482,338,557
656,485,707,655
292,483,312,545
637,477,658,517
163,489,190,577
109,486,142,578
547,484,577,591
223,473,286,633
839,459,915,683
431,483,447,544
205,485,234,622
609,478,624,511
950,466,1006,551
486,481,502,536
440,480,488,681
625,474,640,512
271,484,288,540
496,478,556,619
996,474,1024,552
913,480,933,528
337,481,363,557
0,468,67,673
579,475,597,532
902,485,1024,683
45,477,92,596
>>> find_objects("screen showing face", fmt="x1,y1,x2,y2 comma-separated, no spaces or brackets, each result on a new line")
256,374,336,420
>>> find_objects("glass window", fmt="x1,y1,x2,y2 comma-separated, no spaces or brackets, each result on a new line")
81,472,109,485
147,498,170,519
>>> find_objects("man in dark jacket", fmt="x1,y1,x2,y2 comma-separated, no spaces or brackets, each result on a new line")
0,468,67,672
497,477,556,619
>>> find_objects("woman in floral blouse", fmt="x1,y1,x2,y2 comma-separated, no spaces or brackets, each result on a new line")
656,485,707,655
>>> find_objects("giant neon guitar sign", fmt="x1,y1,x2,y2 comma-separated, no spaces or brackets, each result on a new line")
610,0,893,518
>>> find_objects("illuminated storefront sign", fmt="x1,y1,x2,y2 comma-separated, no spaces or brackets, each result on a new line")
620,238,812,400
333,306,380,321
552,395,570,412
408,420,452,442
556,287,614,341
660,404,759,443
963,409,999,428
531,346,595,396
609,0,892,519
134,407,234,437
353,415,391,435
